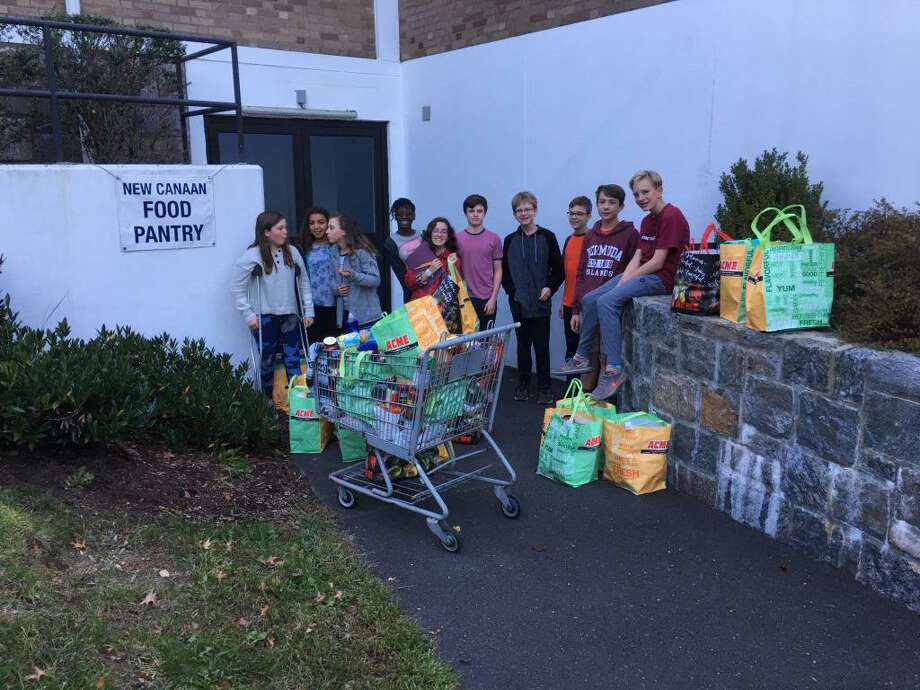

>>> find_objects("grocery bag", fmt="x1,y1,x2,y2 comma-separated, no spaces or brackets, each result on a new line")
272,363,289,413
433,264,463,335
372,296,448,354
336,353,377,421
424,378,466,423
537,399,604,488
602,412,671,495
672,223,734,316
719,238,758,323
541,379,616,443
448,254,479,334
288,377,331,454
745,205,835,332
337,424,368,463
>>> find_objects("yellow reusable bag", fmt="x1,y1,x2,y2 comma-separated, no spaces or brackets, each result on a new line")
405,295,450,350
719,240,757,323
602,413,672,495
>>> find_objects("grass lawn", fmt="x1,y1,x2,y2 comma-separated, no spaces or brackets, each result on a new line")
0,448,456,689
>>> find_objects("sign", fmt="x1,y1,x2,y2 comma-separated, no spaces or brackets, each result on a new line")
117,173,216,251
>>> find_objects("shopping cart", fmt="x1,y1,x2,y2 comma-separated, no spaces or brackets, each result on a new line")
315,323,520,552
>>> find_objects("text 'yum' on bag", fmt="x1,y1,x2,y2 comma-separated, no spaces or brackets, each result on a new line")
745,204,835,332
672,223,734,316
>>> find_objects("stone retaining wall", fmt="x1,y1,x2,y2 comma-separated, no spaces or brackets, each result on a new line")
621,296,920,612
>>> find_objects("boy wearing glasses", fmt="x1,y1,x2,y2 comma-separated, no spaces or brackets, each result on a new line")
554,172,688,401
501,191,563,404
560,195,593,360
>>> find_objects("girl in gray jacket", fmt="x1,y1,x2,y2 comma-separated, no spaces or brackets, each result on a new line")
231,211,314,395
325,213,382,328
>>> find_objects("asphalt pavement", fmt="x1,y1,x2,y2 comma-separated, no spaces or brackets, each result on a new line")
294,374,920,689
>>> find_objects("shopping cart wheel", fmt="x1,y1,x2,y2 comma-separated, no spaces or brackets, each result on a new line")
337,487,356,509
499,495,521,519
439,530,461,553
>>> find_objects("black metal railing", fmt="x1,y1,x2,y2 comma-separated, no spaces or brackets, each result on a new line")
0,15,245,162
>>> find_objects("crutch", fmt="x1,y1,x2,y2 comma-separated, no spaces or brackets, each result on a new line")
293,264,310,357
293,264,312,382
247,265,264,391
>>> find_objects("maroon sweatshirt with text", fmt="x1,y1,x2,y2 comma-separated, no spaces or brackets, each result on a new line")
572,220,639,314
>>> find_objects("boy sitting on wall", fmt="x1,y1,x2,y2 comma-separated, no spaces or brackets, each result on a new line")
569,184,638,388
554,171,689,400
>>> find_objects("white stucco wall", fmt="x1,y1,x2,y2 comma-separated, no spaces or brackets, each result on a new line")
0,164,264,367
401,0,920,368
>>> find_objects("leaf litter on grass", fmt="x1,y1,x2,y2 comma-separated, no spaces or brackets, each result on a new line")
0,444,457,689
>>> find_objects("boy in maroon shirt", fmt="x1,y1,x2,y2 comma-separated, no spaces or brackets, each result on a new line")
554,171,689,400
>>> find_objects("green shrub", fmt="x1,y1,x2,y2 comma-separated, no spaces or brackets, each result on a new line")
828,200,920,354
0,296,280,451
716,149,831,240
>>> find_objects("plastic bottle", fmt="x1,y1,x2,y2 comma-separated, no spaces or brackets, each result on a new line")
337,331,362,348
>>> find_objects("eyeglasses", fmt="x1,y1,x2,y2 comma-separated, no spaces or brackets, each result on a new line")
514,206,535,214
567,211,587,217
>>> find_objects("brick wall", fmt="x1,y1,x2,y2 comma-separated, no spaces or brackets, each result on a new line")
1,0,376,58
0,0,64,18
399,0,675,60
621,296,920,613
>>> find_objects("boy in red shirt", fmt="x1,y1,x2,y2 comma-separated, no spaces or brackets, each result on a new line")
560,195,592,359
554,171,689,400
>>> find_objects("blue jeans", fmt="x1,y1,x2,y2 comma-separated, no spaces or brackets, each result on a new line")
253,314,302,394
576,274,666,368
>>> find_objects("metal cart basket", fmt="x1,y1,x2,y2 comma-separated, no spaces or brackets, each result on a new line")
314,323,520,552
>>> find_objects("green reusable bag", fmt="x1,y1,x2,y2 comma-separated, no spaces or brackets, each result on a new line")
337,425,368,463
745,204,835,332
336,351,378,421
288,380,330,454
537,400,604,488
423,378,466,423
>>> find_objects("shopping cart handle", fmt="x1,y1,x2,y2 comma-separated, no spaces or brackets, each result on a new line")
251,265,263,277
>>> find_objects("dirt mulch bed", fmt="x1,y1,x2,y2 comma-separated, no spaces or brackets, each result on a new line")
0,442,315,523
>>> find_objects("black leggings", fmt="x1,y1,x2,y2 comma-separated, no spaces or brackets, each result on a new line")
307,305,339,344
514,316,551,389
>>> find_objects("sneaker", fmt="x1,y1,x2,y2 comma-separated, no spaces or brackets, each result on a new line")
513,384,530,402
537,388,554,406
552,355,592,376
590,367,626,401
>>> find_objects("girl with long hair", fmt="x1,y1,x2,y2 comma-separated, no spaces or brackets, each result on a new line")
404,217,463,301
299,206,339,341
325,213,382,328
231,211,314,396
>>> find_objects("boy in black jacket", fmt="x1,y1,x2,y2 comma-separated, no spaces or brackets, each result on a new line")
502,191,563,404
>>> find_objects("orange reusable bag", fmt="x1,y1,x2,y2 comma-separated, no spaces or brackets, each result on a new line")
602,413,672,495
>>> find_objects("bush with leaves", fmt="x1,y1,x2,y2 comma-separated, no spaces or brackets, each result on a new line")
827,200,920,354
0,296,280,452
0,13,185,163
716,149,831,240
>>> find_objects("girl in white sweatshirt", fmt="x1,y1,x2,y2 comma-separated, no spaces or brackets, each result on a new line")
231,211,314,395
